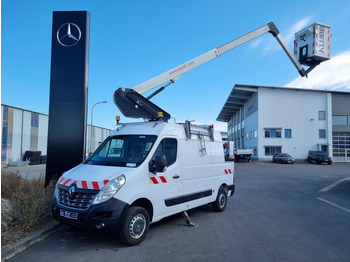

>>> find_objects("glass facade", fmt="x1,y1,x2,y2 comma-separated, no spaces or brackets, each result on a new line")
1,105,112,165
332,132,350,161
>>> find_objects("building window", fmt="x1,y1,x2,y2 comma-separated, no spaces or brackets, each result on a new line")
1,106,9,163
265,146,282,156
319,111,326,120
285,129,292,138
30,113,39,150
264,128,281,138
319,129,326,139
332,115,348,125
254,130,258,139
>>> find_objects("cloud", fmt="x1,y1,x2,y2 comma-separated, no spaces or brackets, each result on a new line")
213,122,228,132
284,51,350,90
249,37,264,48
250,17,312,53
284,17,312,43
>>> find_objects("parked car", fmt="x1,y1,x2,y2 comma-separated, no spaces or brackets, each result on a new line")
272,153,295,164
308,151,332,165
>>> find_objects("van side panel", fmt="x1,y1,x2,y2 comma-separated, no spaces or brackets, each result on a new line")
180,137,234,211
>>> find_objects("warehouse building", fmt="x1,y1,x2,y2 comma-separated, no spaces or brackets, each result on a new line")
1,104,111,165
217,84,350,162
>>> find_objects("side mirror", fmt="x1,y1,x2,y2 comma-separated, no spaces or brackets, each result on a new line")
149,159,156,173
149,155,167,173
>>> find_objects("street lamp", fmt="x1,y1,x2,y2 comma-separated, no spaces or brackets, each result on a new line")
90,100,108,154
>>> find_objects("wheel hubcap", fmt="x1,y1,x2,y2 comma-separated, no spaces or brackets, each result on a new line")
219,193,226,208
129,214,146,239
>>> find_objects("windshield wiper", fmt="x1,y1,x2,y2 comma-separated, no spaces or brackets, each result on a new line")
105,162,124,166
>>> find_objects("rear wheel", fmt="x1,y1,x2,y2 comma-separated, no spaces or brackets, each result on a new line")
212,186,227,212
119,206,150,246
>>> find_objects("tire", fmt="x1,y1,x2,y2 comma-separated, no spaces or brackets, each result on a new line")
119,206,150,246
328,161,332,165
212,186,228,212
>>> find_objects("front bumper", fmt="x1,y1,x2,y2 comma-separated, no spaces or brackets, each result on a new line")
281,159,295,164
316,158,332,163
52,191,129,231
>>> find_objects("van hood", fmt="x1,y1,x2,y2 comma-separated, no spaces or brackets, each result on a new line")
57,164,132,190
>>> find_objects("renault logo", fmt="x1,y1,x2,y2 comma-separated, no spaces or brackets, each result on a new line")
57,22,81,47
68,185,77,199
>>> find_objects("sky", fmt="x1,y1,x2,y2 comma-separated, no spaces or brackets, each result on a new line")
2,0,350,131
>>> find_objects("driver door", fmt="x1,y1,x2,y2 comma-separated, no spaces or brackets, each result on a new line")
149,137,182,218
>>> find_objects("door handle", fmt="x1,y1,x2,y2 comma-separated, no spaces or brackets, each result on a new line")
173,175,180,179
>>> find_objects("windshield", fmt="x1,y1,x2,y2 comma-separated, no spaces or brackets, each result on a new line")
281,154,291,157
85,135,157,167
315,151,327,156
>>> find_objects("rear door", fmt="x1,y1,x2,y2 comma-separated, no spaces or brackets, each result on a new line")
149,137,181,218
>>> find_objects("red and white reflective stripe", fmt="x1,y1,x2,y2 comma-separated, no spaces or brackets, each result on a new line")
224,169,232,174
62,179,72,186
58,177,65,184
58,177,110,190
150,176,167,184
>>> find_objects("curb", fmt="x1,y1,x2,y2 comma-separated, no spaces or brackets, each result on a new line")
1,222,62,261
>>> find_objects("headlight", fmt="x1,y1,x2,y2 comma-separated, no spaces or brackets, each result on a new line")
54,185,59,199
92,175,126,205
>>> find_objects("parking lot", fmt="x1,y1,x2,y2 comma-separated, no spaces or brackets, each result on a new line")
9,161,350,262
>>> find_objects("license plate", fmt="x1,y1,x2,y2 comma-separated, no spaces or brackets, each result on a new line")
60,209,78,220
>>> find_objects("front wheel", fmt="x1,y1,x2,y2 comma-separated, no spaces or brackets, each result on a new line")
119,206,150,246
212,187,228,212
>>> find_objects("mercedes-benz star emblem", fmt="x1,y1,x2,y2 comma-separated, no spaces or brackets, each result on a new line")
68,185,76,199
57,22,81,47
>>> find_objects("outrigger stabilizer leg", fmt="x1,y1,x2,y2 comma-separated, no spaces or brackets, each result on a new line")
182,211,198,228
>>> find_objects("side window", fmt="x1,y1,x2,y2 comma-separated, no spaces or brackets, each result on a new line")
154,138,177,166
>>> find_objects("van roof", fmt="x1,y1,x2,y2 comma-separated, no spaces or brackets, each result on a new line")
110,121,184,137
110,121,223,141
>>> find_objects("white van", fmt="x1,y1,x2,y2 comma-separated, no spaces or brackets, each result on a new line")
52,120,235,245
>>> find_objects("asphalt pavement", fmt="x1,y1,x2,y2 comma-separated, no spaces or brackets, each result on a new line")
6,161,350,262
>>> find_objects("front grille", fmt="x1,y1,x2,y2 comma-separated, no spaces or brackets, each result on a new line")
58,188,96,210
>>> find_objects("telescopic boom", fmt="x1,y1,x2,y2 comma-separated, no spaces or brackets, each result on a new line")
132,22,309,95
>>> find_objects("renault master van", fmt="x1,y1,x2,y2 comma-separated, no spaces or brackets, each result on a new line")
52,121,235,245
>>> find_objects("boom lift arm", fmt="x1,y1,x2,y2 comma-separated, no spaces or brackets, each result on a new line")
114,22,330,121
132,22,308,96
